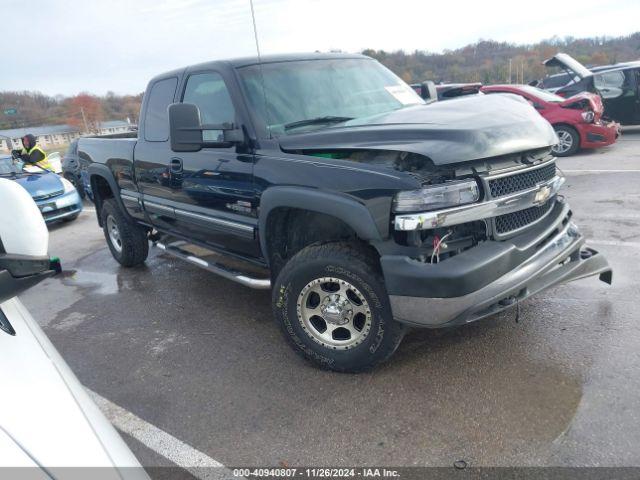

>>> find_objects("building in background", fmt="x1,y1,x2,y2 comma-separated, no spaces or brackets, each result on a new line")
0,120,135,152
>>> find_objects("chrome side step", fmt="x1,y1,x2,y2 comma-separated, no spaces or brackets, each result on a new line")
155,241,271,290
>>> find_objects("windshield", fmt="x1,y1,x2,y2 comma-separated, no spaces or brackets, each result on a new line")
237,58,424,137
0,157,22,175
521,85,565,103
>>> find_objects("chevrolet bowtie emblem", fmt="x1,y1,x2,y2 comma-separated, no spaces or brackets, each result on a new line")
534,185,552,205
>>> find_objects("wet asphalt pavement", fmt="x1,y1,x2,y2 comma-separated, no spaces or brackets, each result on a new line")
20,130,640,469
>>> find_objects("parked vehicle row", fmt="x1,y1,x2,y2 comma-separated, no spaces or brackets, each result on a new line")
74,52,611,372
481,84,619,156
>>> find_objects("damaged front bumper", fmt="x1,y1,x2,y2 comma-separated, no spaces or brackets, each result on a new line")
385,214,611,328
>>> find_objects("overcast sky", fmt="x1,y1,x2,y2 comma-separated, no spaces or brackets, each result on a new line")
4,0,639,96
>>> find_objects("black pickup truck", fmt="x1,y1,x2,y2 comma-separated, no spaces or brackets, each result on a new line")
78,53,612,372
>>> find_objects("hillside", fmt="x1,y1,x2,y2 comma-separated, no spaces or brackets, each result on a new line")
364,33,640,84
2,33,639,131
0,91,142,132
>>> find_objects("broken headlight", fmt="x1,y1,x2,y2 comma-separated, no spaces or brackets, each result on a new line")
392,179,480,213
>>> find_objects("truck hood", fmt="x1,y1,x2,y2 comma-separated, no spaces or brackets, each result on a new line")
11,172,63,198
278,94,558,165
544,53,593,80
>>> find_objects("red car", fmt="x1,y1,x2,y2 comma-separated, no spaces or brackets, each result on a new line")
481,84,619,156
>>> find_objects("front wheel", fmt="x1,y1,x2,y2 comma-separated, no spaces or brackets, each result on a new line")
272,242,405,373
101,198,149,267
552,125,580,157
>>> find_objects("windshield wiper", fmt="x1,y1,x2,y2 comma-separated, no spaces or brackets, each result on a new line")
284,116,353,132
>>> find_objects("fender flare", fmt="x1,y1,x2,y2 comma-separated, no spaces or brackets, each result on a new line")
258,186,386,261
88,163,131,225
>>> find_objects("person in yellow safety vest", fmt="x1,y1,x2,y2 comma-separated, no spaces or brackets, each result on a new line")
11,134,52,171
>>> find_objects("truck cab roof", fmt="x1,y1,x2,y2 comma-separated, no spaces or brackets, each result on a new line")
149,52,371,83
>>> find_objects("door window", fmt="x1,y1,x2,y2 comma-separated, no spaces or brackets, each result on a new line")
144,77,178,141
594,71,625,99
183,72,236,141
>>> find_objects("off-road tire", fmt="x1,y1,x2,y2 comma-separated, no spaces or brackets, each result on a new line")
552,125,580,157
272,242,405,373
101,198,149,267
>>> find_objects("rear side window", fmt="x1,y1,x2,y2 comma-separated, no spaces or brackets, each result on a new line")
542,74,571,89
182,72,235,125
144,77,178,142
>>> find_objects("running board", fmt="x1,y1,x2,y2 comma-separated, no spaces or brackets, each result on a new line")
155,241,271,290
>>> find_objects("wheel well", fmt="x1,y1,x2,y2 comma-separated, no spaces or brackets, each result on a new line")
90,175,114,226
553,123,580,136
265,208,378,278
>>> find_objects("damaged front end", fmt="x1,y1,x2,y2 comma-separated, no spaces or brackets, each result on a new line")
375,150,612,327
287,144,612,328
274,91,611,328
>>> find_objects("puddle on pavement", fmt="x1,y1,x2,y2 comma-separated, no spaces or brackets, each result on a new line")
60,268,130,295
390,324,585,450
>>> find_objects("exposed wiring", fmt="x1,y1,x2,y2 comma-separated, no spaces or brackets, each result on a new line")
431,231,453,264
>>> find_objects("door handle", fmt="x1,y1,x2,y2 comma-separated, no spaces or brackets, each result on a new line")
170,157,183,172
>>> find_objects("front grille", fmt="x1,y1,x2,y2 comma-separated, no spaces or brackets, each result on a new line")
43,205,77,219
488,162,556,198
495,200,554,234
33,189,64,201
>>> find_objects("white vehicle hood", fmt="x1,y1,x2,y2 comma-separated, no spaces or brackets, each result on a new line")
0,297,147,479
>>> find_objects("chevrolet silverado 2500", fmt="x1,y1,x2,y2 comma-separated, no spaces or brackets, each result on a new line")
77,53,612,372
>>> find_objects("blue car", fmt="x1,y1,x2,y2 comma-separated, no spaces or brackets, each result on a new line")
0,155,83,223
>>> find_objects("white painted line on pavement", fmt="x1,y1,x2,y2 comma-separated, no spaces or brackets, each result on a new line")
86,388,233,479
563,169,640,174
588,239,640,249
84,207,96,212
577,213,640,220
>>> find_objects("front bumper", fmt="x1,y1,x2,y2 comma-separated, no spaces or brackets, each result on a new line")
35,190,83,223
385,208,611,327
578,121,620,149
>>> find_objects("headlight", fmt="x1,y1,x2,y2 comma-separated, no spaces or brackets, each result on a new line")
581,111,595,123
392,179,480,213
60,177,76,194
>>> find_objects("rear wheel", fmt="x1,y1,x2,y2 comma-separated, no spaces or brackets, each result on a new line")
101,198,149,267
272,242,405,372
552,125,580,156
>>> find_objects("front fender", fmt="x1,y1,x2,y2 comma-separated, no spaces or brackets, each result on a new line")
258,186,387,260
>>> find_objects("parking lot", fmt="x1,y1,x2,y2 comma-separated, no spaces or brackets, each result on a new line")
20,130,640,472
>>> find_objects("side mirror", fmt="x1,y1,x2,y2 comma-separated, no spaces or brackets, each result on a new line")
0,179,57,310
168,103,243,152
420,81,438,103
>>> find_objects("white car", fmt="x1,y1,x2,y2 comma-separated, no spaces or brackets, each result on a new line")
0,178,148,479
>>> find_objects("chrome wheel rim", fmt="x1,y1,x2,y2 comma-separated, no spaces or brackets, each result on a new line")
297,277,372,350
107,215,123,253
553,130,573,154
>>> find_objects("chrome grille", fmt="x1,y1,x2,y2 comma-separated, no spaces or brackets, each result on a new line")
488,162,556,198
494,199,554,234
